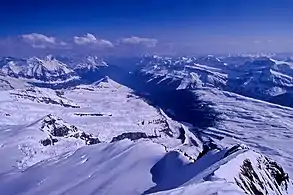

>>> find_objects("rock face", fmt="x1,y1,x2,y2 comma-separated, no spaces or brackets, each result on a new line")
236,158,289,195
40,114,100,146
110,132,159,142
213,145,292,195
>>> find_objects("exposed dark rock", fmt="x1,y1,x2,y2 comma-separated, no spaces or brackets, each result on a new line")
55,90,65,97
110,132,159,142
10,92,80,108
40,137,58,146
74,113,109,117
239,159,265,194
189,137,199,147
0,78,14,89
177,127,186,144
41,114,100,146
265,157,290,191
79,132,100,145
235,157,290,195
224,144,249,158
196,142,219,160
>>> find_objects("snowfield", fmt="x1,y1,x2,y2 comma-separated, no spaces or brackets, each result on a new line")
0,77,202,174
0,54,293,194
0,140,167,195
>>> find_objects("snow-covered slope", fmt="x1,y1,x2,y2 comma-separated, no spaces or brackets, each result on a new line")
71,56,109,82
0,140,167,195
0,140,291,195
73,55,108,71
0,76,202,173
0,75,31,90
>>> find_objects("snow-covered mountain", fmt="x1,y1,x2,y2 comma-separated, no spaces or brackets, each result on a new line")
138,55,293,107
73,55,108,71
0,55,78,83
139,55,227,89
0,53,293,195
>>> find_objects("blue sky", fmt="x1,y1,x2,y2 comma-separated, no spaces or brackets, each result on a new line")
1,0,293,56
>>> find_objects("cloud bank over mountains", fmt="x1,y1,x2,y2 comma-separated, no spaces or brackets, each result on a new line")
0,33,163,57
1,33,288,57
73,33,114,48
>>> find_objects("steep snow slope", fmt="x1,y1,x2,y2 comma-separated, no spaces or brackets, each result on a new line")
194,87,293,178
152,147,291,195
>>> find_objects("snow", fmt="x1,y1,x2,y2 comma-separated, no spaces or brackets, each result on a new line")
74,55,108,70
0,140,166,195
152,181,245,195
195,87,293,178
1,53,293,194
0,77,202,175
0,75,31,90
140,55,293,100
0,56,76,82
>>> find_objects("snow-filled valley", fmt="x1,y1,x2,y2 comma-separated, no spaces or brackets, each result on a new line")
0,54,293,195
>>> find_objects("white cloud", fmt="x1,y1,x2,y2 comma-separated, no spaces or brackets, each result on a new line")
74,33,113,48
119,36,158,47
21,33,65,49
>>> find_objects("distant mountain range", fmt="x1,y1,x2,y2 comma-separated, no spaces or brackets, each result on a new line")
1,54,293,108
0,55,108,83
138,55,293,107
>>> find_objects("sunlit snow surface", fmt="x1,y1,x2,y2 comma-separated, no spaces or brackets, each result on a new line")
195,87,293,177
0,77,201,173
0,76,292,195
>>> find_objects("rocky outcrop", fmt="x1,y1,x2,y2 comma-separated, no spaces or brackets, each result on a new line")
110,132,159,142
40,114,100,146
235,156,290,195
215,144,291,195
74,113,112,117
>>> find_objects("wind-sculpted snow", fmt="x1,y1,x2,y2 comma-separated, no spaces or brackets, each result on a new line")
194,87,293,179
0,140,167,195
